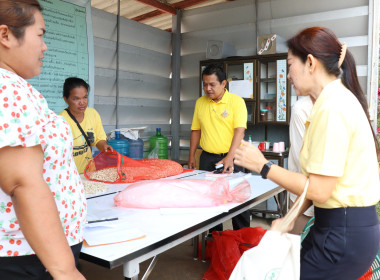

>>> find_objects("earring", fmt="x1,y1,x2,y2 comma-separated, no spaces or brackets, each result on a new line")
309,69,312,72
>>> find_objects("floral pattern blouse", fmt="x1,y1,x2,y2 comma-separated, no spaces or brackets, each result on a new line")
0,68,87,257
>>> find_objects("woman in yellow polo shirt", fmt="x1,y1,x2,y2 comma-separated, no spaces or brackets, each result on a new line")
59,77,113,173
235,27,380,279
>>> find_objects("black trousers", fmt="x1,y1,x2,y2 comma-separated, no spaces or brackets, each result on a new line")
301,206,380,279
199,151,251,231
0,242,82,280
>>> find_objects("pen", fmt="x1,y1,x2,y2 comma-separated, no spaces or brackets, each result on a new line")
86,217,118,224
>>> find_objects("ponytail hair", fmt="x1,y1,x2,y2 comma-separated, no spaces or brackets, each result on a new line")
287,27,379,160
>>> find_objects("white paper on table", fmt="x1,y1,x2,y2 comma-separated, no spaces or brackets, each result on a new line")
86,207,122,222
84,220,145,246
229,80,253,98
159,205,230,215
85,220,118,228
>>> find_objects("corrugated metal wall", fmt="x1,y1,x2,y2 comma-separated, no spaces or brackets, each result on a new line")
91,7,172,141
179,0,373,160
90,0,375,161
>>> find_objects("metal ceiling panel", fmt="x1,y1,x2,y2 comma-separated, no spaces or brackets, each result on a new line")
91,0,231,31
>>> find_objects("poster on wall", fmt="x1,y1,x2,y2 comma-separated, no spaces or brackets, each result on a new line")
276,59,287,122
28,0,94,114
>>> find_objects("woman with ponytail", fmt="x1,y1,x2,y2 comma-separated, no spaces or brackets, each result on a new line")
235,27,380,279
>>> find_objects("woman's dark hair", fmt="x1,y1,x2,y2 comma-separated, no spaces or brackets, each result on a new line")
287,26,379,159
0,0,42,40
202,64,226,83
63,77,90,99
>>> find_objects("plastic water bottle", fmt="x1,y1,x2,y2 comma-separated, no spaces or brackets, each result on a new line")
128,138,144,160
107,130,129,156
248,135,252,144
149,128,168,159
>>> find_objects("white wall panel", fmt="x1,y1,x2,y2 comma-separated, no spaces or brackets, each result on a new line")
118,73,171,100
94,38,116,69
349,46,368,67
180,106,196,125
95,97,171,125
257,0,368,20
92,7,171,54
179,0,373,160
181,0,255,33
181,77,200,101
94,70,116,98
91,7,172,136
181,53,204,79
182,23,257,55
91,8,117,41
91,1,374,160
260,14,368,39
118,44,171,78
94,38,171,78
95,68,171,99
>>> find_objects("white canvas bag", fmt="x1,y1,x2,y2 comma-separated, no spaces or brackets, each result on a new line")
229,179,310,280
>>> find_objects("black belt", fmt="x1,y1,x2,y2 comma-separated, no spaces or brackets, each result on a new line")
202,150,228,157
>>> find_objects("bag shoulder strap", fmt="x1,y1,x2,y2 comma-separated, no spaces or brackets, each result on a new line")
65,108,91,147
278,179,310,233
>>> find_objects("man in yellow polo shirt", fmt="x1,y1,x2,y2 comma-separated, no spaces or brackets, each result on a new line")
188,64,249,231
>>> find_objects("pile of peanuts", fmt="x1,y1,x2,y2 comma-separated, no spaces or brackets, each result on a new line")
88,167,119,182
83,181,109,194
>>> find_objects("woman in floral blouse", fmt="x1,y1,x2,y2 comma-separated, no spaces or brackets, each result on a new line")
0,1,86,279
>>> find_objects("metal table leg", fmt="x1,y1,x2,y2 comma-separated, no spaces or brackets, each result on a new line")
193,235,199,260
123,256,158,280
123,260,140,280
141,256,158,280
201,231,207,262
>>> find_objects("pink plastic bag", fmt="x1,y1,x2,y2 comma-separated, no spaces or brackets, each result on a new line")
114,177,251,209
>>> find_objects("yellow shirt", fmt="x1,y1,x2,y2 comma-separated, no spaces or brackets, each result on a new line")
191,89,247,154
59,107,107,173
300,79,380,208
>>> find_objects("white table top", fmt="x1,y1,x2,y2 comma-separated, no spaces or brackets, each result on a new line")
80,171,281,270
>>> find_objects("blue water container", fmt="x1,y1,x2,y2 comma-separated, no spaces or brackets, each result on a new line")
107,130,129,156
128,138,144,160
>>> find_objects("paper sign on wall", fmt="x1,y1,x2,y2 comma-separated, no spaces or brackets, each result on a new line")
229,80,253,99
276,59,287,121
243,63,254,81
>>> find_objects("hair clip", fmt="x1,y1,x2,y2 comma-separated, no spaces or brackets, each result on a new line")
338,42,347,68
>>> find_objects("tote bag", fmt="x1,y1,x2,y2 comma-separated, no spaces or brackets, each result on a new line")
229,179,310,280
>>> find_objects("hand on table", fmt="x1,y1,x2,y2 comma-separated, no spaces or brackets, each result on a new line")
188,157,196,170
216,155,235,174
234,140,268,174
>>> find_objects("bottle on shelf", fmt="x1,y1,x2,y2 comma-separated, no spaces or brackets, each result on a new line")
248,135,252,144
107,130,129,156
260,109,268,121
148,128,168,159
266,106,274,121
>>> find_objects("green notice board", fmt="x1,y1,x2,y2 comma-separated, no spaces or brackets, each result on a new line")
28,0,93,114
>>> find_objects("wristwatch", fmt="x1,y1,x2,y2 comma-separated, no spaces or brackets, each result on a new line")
260,161,273,179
